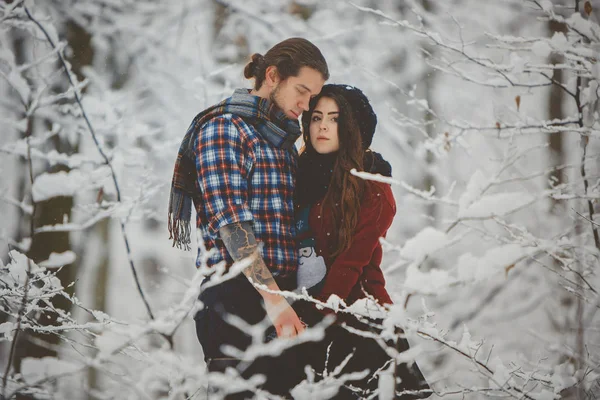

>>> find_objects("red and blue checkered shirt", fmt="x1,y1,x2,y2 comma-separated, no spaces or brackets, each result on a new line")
193,114,298,278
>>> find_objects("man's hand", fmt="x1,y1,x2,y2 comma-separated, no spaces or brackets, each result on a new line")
262,292,305,338
219,221,304,338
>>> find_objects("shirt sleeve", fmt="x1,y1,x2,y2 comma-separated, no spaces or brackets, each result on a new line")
317,184,396,305
194,115,255,236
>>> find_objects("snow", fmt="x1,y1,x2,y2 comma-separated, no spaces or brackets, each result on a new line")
5,250,42,285
456,253,480,281
489,356,515,389
91,310,111,323
538,0,553,11
350,168,399,185
400,227,449,262
566,12,600,42
344,297,387,319
45,150,96,168
21,357,80,384
31,169,108,202
222,319,327,360
391,344,423,370
382,303,409,333
458,192,535,219
38,251,76,268
291,379,343,400
455,325,482,357
404,263,457,294
458,170,488,210
509,52,526,74
406,98,430,111
535,389,559,400
551,362,579,394
378,370,395,400
321,294,347,313
456,244,532,282
531,40,552,58
0,46,30,102
291,364,371,400
403,242,532,294
94,325,147,359
0,322,15,336
550,32,569,52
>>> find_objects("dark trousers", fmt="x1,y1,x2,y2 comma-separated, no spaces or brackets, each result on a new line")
295,301,431,399
194,275,303,399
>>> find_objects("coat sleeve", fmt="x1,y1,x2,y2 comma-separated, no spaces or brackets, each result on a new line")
317,184,396,305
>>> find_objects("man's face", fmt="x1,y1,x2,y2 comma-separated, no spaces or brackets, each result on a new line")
270,66,325,120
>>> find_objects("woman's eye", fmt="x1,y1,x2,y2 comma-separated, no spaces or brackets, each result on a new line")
332,117,338,123
311,116,321,122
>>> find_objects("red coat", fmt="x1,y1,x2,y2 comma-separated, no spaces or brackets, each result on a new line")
308,181,395,306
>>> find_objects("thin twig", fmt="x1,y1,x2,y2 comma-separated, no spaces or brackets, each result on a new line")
416,330,536,400
572,208,600,228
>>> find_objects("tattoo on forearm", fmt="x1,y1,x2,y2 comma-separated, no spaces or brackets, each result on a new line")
219,221,275,287
219,221,256,259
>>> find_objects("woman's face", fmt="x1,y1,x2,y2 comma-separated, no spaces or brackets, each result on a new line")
309,97,340,154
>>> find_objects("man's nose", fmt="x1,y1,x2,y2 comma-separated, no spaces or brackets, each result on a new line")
299,95,310,111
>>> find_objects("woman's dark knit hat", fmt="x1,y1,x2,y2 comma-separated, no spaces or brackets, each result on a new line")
306,84,378,149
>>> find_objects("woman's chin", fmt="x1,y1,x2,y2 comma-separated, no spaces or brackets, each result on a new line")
314,146,335,155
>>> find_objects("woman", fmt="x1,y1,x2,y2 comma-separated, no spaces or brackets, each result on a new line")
294,84,431,399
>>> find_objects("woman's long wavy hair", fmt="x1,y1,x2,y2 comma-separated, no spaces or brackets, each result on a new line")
301,90,365,258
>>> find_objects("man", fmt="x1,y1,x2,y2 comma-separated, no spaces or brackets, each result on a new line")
168,38,328,396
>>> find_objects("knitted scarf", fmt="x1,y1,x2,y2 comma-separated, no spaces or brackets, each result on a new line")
168,89,301,250
295,150,392,208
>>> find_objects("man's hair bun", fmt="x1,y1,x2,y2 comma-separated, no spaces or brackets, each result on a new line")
244,53,265,79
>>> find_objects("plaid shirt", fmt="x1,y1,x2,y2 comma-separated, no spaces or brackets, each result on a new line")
193,114,298,278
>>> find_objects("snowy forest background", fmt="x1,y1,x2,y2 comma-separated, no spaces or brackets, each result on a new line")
1,0,600,398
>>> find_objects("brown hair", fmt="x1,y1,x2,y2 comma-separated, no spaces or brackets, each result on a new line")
301,91,365,258
244,37,329,90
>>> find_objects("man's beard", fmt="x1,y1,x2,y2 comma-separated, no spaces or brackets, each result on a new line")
269,83,284,112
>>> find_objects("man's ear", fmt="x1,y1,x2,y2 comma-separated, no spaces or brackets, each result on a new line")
265,65,280,87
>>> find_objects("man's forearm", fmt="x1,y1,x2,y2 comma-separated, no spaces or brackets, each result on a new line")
219,221,276,289
219,221,302,336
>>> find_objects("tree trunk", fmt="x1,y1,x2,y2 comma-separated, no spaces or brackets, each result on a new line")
87,219,111,394
13,18,93,378
547,19,567,210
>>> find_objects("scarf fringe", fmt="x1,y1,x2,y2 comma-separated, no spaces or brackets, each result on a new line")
168,212,191,251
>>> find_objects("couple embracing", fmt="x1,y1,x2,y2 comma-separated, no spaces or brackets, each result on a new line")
168,38,431,399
